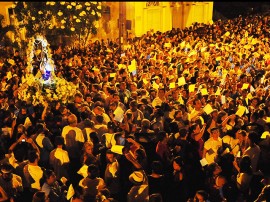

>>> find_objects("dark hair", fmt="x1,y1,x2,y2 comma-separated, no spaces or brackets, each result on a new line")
55,136,64,146
28,150,39,163
157,131,167,141
87,164,100,179
32,191,46,202
151,161,163,175
239,155,252,175
44,169,55,180
95,115,104,124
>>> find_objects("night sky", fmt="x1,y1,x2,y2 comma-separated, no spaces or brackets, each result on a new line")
213,2,270,20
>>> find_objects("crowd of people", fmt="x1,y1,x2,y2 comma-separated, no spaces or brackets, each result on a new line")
0,11,270,202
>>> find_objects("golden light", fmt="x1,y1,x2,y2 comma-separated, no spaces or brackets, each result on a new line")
85,2,90,6
71,2,76,6
76,19,81,23
50,2,56,6
61,19,66,24
61,25,65,29
57,11,63,16
32,17,36,21
86,7,90,11
76,5,82,10
91,10,95,15
67,5,72,9
60,1,65,5
12,4,16,8
38,11,43,15
73,15,77,19
71,27,75,31
97,5,101,10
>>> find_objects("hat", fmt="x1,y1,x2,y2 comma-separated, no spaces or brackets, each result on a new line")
129,171,144,185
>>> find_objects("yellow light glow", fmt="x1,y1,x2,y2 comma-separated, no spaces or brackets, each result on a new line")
76,19,81,23
38,11,43,15
71,27,75,31
60,1,65,5
58,11,63,16
32,17,36,20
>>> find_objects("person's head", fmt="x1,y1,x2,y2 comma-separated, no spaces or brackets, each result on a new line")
189,123,200,135
157,131,168,142
17,124,26,134
54,136,65,147
141,119,151,130
239,155,252,174
193,98,202,110
173,156,184,171
83,141,94,155
74,92,83,104
68,114,78,125
129,100,138,111
106,150,116,163
87,164,100,179
194,190,209,202
210,127,220,140
247,131,258,146
205,162,222,178
0,163,13,181
95,114,104,124
28,150,40,163
44,169,56,185
32,191,49,202
236,130,247,142
151,161,163,175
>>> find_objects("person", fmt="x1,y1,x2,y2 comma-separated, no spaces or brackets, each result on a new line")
203,127,222,164
103,150,120,200
127,170,149,202
49,136,70,181
0,163,23,201
243,131,261,173
167,156,188,202
32,190,49,202
147,161,166,201
79,164,106,201
41,169,67,202
233,155,253,201
23,150,44,192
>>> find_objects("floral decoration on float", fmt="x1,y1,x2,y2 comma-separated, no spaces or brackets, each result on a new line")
17,35,78,106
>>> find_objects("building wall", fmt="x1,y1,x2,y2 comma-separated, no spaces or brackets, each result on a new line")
0,2,213,43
